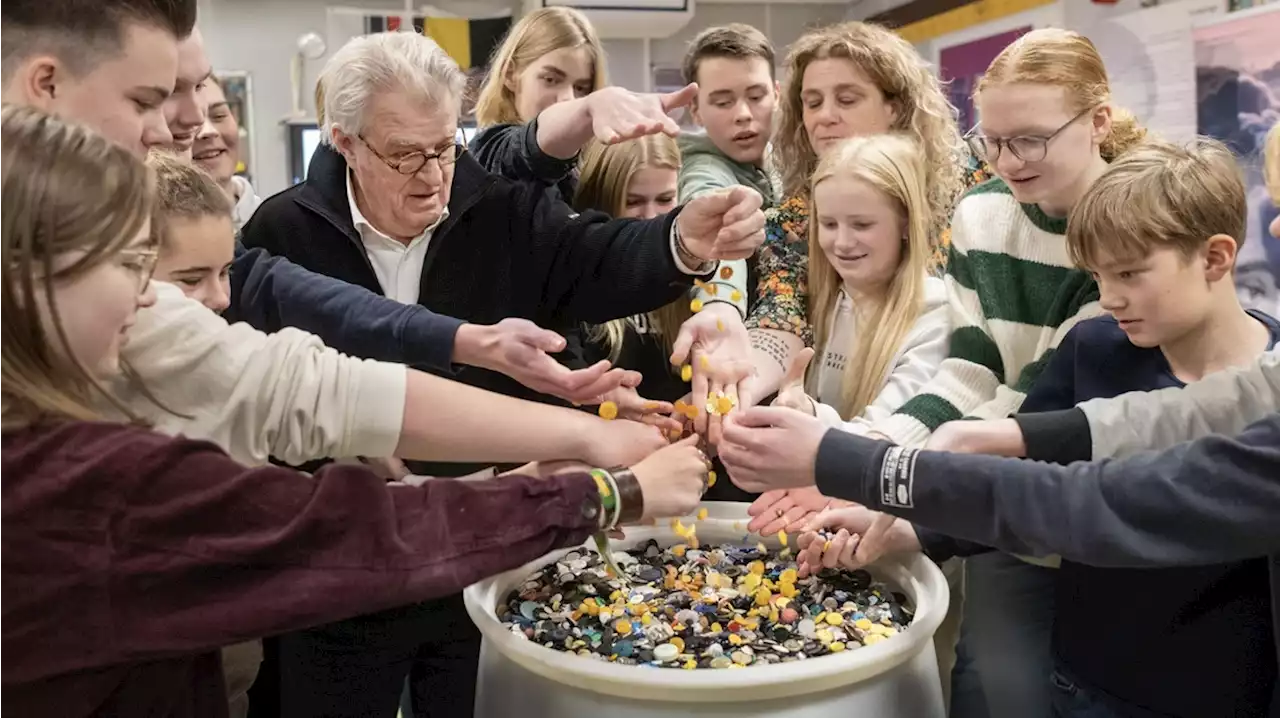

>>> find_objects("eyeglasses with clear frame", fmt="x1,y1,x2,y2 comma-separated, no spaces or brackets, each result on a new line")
964,106,1097,163
117,248,159,292
358,135,463,175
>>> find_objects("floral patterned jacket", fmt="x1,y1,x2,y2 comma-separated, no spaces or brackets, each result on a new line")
744,156,991,346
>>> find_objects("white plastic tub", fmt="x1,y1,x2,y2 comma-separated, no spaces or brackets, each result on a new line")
463,503,950,718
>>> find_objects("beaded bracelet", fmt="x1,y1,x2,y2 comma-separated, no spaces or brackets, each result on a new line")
589,468,622,531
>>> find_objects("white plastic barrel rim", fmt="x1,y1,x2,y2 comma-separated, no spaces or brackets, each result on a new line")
465,504,951,717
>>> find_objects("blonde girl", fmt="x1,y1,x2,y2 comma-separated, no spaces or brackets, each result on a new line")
470,7,607,200
772,134,948,431
575,134,688,422
1,104,710,717
743,21,971,405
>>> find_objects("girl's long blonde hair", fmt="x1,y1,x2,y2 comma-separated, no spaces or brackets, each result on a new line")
474,7,606,127
976,28,1147,162
807,134,931,420
575,134,689,363
1,105,156,430
774,22,966,236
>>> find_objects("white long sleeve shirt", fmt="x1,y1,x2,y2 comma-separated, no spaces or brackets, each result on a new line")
809,275,950,433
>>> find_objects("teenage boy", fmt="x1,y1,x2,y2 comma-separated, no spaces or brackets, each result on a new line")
727,135,1274,716
678,23,778,207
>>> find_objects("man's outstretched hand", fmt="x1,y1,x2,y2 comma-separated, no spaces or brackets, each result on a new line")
454,319,637,405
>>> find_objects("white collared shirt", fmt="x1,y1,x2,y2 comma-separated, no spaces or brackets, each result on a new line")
346,171,448,305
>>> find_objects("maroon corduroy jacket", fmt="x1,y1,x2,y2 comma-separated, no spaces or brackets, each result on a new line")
2,420,601,717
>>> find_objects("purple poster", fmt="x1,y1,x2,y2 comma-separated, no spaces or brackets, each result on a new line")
939,27,1032,132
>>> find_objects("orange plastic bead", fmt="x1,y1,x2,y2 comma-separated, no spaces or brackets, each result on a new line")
720,265,734,280
715,395,735,414
598,401,619,420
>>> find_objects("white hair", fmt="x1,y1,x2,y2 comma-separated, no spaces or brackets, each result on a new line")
318,31,467,145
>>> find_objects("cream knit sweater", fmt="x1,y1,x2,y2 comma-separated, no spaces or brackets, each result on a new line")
872,178,1102,448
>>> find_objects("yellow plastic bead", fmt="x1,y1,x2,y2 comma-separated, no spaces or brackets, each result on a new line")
683,404,699,419
863,634,885,646
669,428,683,441
681,364,693,382
728,634,743,646
730,290,743,302
690,299,704,313
720,265,734,280
825,613,843,626
683,660,697,670
710,622,722,633
754,588,772,606
597,401,618,420
778,530,788,547
707,471,717,487
830,641,846,652
670,636,685,653
741,573,761,591
697,508,709,521
614,619,633,635
779,568,798,585
716,319,725,332
672,544,687,558
748,560,765,575
700,355,711,370
854,618,873,631
815,628,833,644
715,395,735,414
641,613,653,625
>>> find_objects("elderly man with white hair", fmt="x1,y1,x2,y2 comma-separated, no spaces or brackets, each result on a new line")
240,30,765,718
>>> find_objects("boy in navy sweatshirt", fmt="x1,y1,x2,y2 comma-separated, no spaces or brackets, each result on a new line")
1012,138,1279,718
1008,136,1280,711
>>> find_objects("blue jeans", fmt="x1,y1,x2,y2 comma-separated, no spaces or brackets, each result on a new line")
950,552,1058,718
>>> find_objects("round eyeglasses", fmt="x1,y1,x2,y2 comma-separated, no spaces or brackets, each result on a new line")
358,136,462,175
964,107,1096,163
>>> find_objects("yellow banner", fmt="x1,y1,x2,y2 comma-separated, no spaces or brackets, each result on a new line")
896,0,1055,44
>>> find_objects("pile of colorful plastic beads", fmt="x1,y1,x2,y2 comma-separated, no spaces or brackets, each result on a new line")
496,538,913,669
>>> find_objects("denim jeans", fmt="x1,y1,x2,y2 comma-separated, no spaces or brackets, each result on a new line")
950,552,1058,718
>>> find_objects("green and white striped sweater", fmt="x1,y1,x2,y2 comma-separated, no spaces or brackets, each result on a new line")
872,177,1102,448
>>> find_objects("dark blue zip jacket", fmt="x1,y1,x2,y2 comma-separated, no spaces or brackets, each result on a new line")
227,244,462,373
814,415,1280,713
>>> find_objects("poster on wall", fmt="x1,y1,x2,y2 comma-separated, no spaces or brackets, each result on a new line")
364,12,513,124
1088,1,1198,142
938,27,1031,132
1194,7,1280,315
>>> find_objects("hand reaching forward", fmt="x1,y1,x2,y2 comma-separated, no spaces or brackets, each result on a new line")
585,84,697,144
676,186,765,262
599,381,681,434
746,485,847,536
795,505,922,578
719,406,826,492
455,319,638,405
629,435,712,521
668,303,756,445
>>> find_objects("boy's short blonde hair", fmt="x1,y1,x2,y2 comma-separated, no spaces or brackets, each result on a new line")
1068,137,1245,270
147,151,232,225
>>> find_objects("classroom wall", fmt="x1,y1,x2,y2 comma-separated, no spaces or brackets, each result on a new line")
200,0,849,195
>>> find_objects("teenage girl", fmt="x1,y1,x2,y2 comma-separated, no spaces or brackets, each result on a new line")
575,134,690,416
770,134,948,434
0,103,710,716
471,7,752,439
742,21,974,415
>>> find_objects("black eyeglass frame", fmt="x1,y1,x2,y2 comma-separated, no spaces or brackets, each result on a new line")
964,106,1098,163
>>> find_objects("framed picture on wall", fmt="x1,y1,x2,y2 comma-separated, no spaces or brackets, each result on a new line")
212,71,255,184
